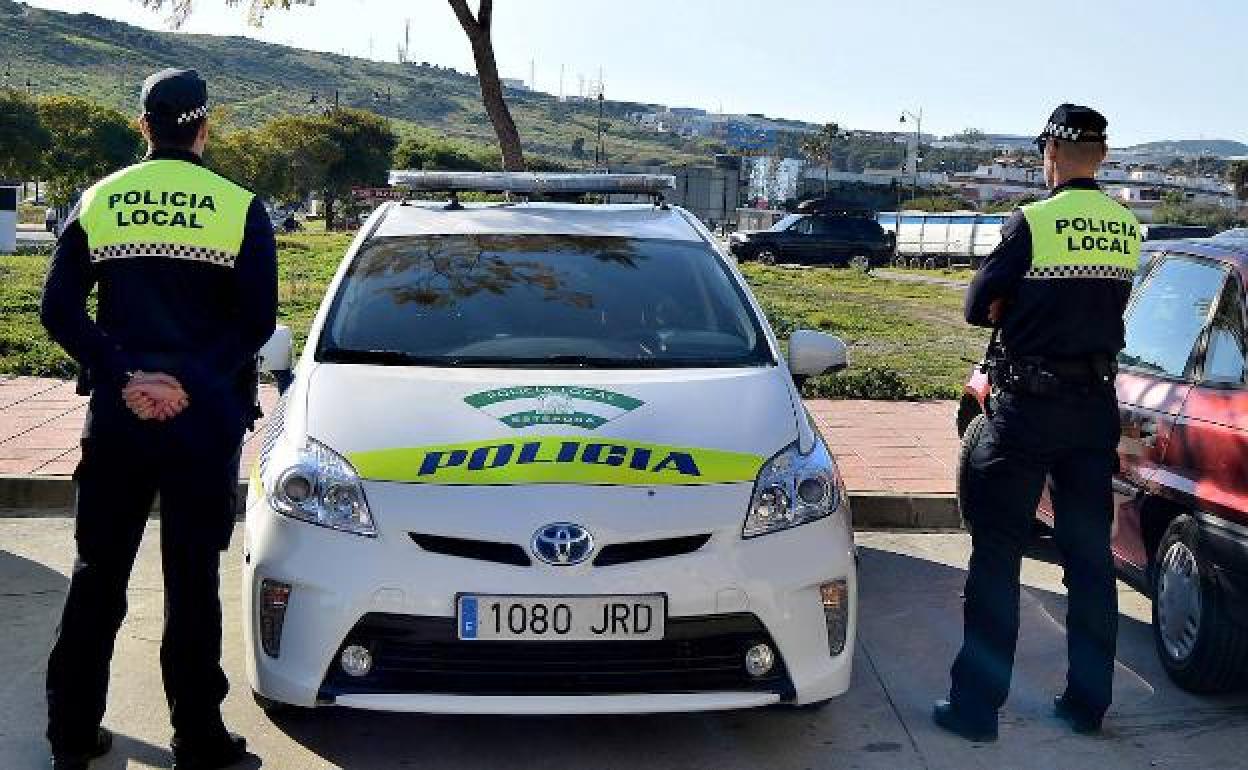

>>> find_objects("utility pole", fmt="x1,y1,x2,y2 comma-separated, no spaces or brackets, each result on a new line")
595,88,606,168
900,108,923,202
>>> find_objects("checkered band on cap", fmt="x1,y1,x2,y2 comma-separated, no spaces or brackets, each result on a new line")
176,104,209,125
1025,264,1133,282
1046,122,1082,141
90,242,236,267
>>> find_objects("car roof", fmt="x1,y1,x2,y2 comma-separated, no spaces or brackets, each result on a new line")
1142,237,1248,273
369,201,704,242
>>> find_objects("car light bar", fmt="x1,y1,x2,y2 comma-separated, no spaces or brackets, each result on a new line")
388,170,675,195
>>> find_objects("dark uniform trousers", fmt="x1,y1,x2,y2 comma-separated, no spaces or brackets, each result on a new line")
46,389,244,754
951,385,1121,720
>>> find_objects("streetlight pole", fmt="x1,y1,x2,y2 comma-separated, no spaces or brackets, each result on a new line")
595,89,605,169
900,108,922,202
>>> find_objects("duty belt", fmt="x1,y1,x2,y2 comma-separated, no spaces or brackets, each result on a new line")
984,354,1116,397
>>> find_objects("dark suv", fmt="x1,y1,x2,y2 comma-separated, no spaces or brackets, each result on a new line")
728,208,894,268
958,238,1248,693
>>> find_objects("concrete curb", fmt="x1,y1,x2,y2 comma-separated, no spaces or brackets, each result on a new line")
0,474,962,529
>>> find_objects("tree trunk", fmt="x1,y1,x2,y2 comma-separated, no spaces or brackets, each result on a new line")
448,0,525,171
323,193,335,232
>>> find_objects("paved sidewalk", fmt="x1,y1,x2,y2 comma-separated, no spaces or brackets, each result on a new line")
0,377,959,496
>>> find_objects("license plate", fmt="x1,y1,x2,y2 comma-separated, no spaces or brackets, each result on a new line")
457,594,666,641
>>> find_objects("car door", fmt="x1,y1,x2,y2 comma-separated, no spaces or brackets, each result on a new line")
782,216,814,262
809,217,850,264
1111,254,1230,573
1165,265,1248,531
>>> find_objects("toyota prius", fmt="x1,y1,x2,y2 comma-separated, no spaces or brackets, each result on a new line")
244,172,858,714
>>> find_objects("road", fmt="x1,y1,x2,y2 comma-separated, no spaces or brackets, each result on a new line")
2,518,1245,769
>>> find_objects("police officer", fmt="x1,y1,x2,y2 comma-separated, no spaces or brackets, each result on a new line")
933,105,1138,742
40,69,277,769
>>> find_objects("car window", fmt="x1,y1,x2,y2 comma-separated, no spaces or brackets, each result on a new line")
318,234,773,369
791,218,814,235
808,218,848,236
1120,256,1226,378
1202,275,1247,386
770,214,804,232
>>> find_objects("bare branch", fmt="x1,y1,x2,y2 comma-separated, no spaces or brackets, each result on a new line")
478,0,492,34
137,0,312,29
447,0,480,36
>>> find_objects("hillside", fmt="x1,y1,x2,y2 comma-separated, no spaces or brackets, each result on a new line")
1122,139,1248,158
0,0,717,165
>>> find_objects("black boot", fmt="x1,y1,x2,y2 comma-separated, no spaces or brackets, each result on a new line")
932,700,999,742
1054,693,1103,734
171,731,248,770
50,727,113,770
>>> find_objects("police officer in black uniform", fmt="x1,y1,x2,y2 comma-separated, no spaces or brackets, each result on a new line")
41,69,277,769
933,105,1140,742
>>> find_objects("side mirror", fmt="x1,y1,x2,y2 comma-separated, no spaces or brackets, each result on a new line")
258,325,294,392
788,329,848,378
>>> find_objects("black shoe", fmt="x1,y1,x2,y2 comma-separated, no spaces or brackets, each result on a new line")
50,727,113,770
1054,694,1103,734
932,699,999,742
171,731,248,770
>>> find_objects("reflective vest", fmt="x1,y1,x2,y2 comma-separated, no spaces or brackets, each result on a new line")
77,159,253,268
1020,189,1140,282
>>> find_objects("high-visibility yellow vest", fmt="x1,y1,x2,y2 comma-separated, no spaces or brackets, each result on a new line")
78,159,254,268
1020,189,1140,281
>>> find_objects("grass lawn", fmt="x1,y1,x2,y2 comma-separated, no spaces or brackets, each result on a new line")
1,235,986,400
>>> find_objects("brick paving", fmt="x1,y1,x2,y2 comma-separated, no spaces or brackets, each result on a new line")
0,377,958,496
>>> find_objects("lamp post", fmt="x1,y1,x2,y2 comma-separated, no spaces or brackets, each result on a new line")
594,89,606,169
900,108,923,202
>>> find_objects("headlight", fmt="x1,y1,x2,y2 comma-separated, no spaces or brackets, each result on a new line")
743,440,841,538
267,438,377,537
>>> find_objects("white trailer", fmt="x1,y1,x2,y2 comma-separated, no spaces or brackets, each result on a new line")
877,211,1008,268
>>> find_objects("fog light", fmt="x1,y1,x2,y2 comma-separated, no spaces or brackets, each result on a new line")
821,579,849,656
744,643,775,678
340,644,373,677
258,579,292,658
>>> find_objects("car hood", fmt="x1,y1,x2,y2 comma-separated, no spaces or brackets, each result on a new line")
301,363,799,488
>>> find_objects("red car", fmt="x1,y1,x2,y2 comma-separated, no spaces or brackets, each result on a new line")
958,238,1248,693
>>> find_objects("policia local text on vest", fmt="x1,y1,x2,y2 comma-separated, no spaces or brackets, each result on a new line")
39,68,277,770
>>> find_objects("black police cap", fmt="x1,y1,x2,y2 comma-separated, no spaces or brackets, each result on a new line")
1036,103,1108,147
140,68,208,126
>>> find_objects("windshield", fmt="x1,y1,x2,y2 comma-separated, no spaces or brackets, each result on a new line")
769,214,804,231
317,234,773,368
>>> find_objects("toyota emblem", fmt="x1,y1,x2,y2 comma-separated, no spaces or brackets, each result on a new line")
531,523,594,566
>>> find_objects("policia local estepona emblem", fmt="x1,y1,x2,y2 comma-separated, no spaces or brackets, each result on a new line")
465,386,644,430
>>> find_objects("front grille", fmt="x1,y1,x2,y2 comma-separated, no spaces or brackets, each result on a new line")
410,533,531,566
593,534,712,567
320,612,793,698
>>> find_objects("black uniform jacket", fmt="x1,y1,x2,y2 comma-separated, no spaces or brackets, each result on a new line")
40,148,278,433
964,179,1133,360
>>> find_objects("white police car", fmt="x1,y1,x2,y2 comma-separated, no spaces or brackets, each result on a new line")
245,172,857,714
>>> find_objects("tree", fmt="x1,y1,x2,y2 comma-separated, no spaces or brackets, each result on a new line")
142,0,526,170
447,0,524,170
36,96,142,206
256,108,396,229
799,123,843,196
1229,160,1248,202
1154,191,1241,231
0,89,51,182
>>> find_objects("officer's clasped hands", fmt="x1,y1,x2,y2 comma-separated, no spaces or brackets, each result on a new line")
122,371,189,421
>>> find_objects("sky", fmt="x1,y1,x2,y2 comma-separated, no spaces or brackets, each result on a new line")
22,0,1248,147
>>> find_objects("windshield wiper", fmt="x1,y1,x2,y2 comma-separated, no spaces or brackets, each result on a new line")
318,347,451,366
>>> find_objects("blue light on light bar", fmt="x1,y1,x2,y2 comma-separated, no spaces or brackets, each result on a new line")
387,170,676,195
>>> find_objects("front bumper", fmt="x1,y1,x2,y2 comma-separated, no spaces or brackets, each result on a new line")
242,481,856,713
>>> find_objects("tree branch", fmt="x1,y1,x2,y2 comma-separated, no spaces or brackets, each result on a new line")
447,0,480,36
